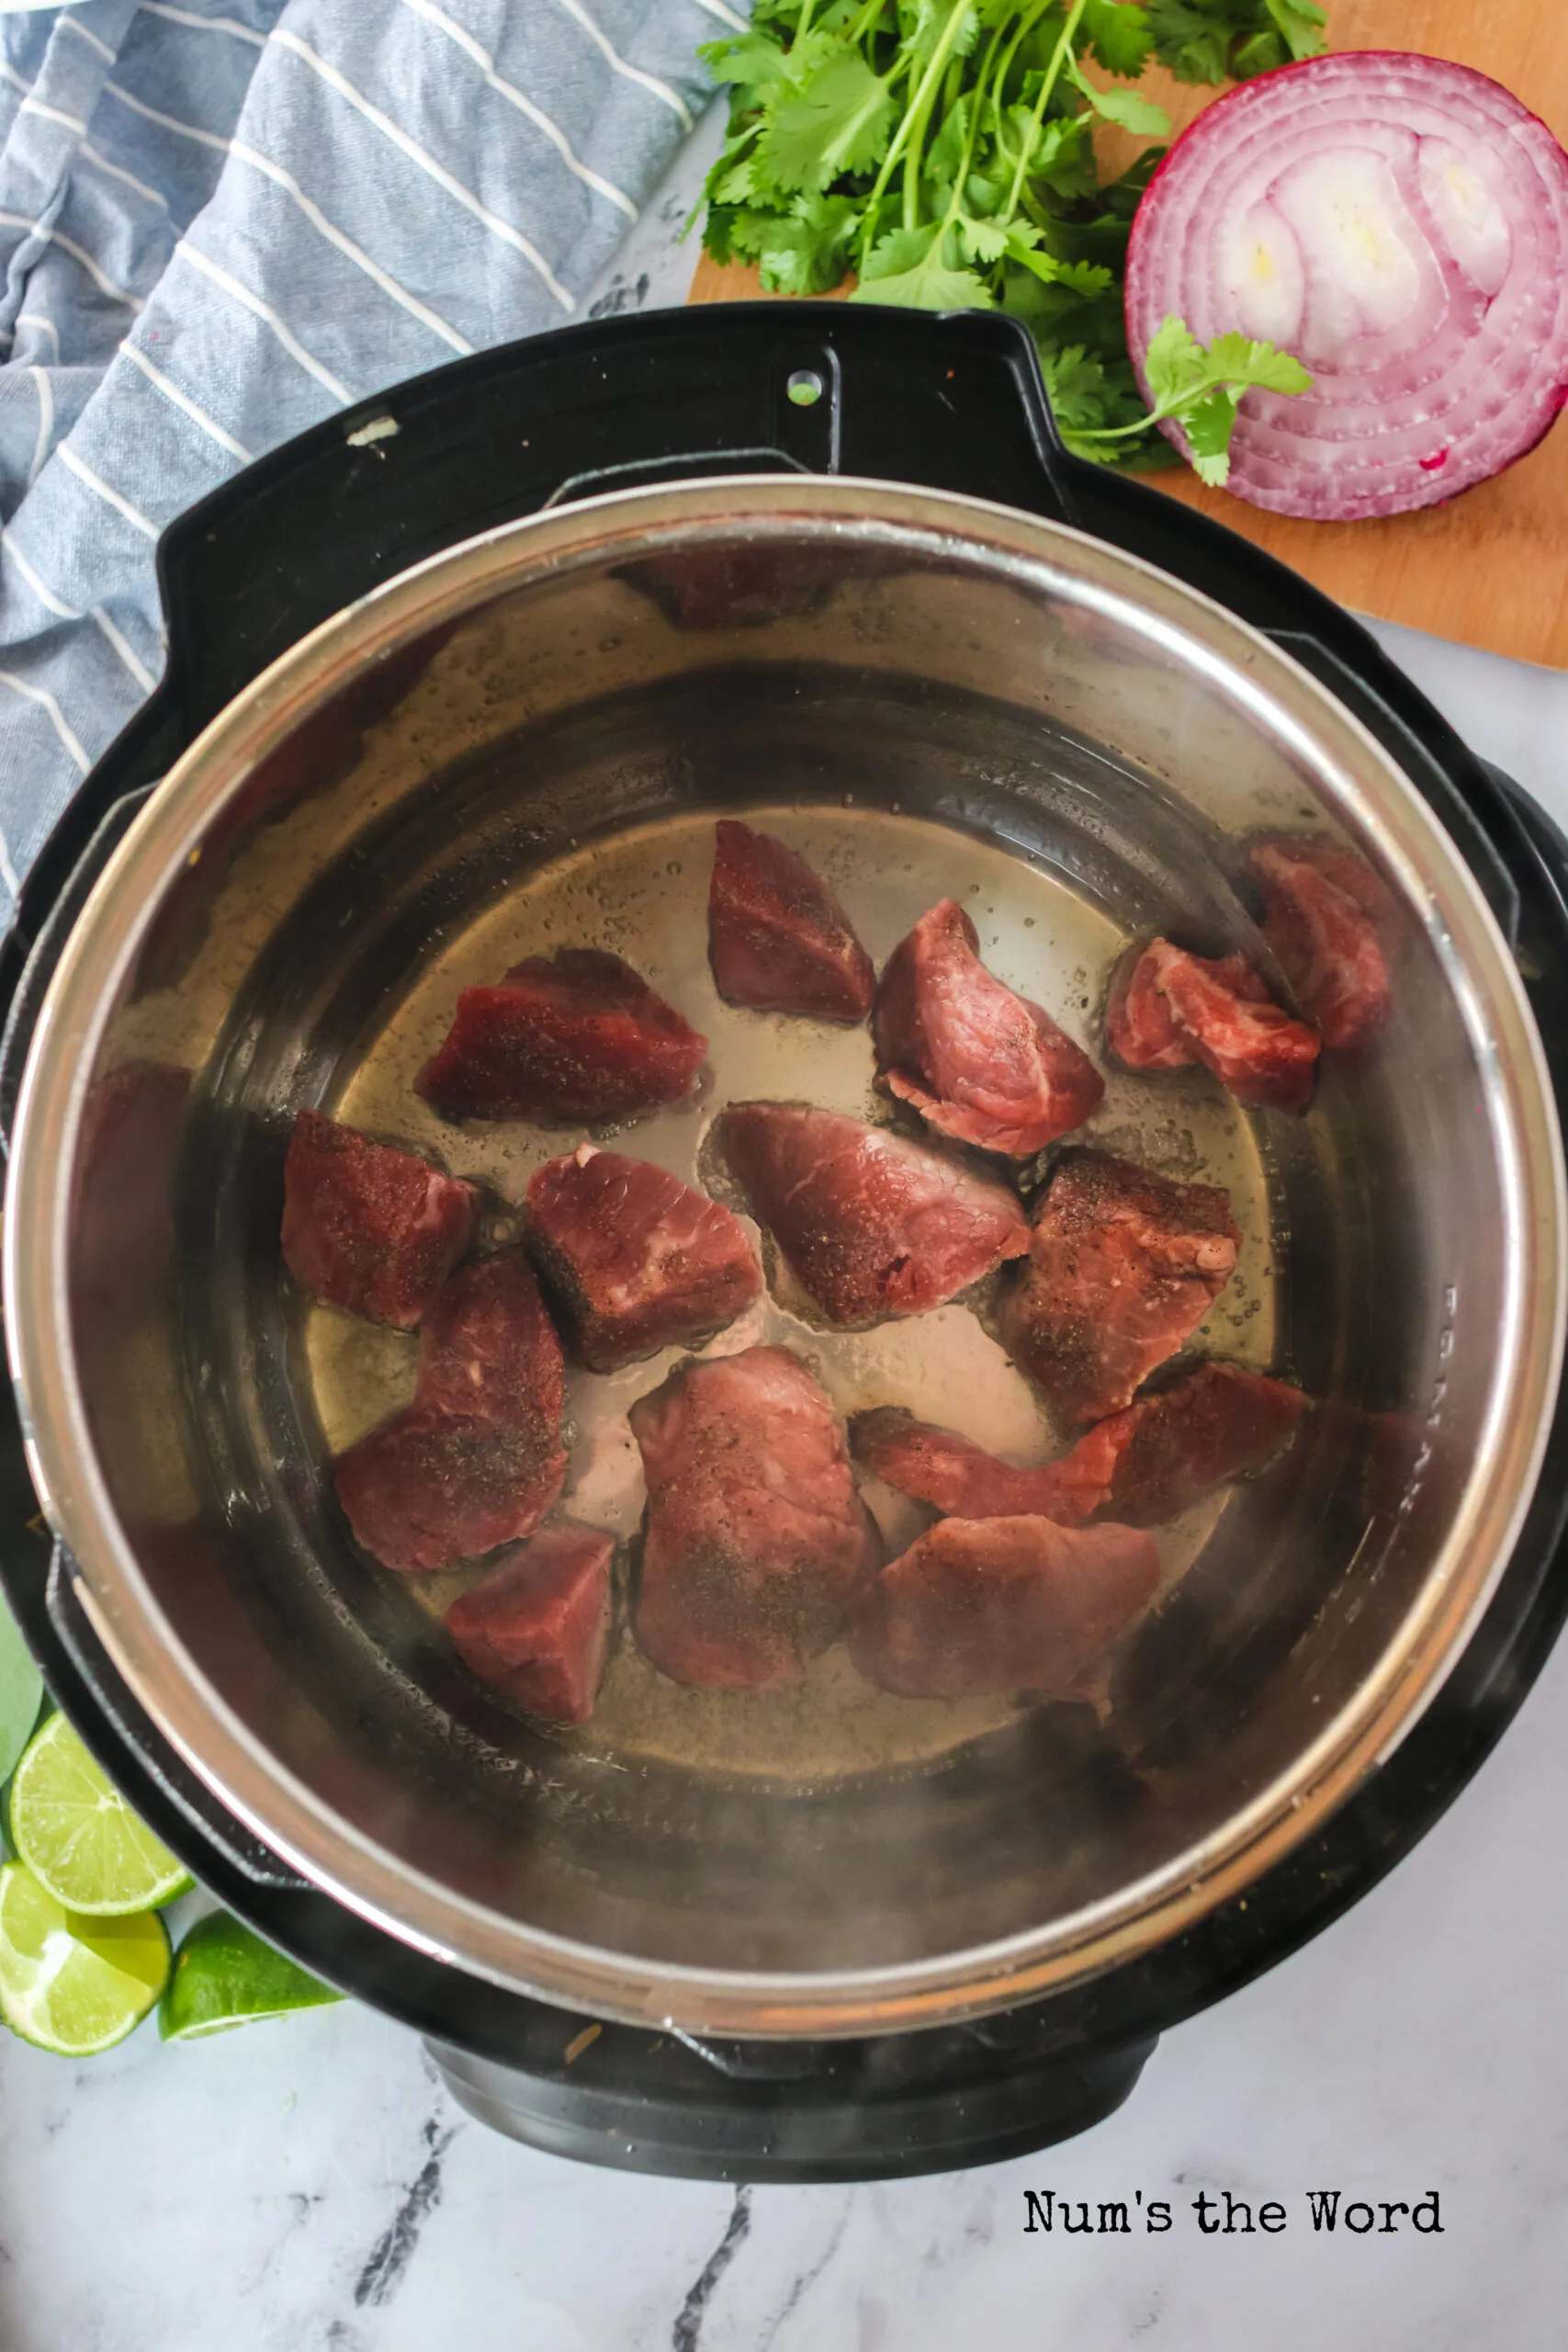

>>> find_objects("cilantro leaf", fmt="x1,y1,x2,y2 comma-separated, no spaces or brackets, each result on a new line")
1203,328,1313,394
1146,0,1325,83
1066,57,1171,135
711,153,761,206
999,109,1096,201
1080,0,1154,78
1181,386,1243,483
1232,28,1289,74
852,221,996,309
999,218,1116,293
1131,313,1312,477
698,31,795,98
1143,0,1229,81
1038,342,1116,432
729,193,862,294
756,50,898,193
900,0,983,64
1143,313,1209,403
957,212,1012,263
923,92,973,205
1266,0,1327,62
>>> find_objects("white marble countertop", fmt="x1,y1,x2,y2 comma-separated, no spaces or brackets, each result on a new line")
5,112,1568,2352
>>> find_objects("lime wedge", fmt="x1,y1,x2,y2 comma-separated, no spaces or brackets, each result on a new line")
7,1713,193,1916
0,1589,43,1788
159,1910,343,2041
0,1860,169,2054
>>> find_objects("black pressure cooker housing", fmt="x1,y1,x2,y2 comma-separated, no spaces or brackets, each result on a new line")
3,306,1567,2181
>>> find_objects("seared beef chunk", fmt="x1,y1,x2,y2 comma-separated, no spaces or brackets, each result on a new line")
874,899,1103,1155
526,1145,761,1372
1083,1362,1308,1524
852,1364,1304,1532
445,1521,615,1723
708,820,874,1022
998,1150,1240,1424
1107,938,1320,1111
718,1102,1029,1325
334,1410,568,1577
333,1250,567,1574
417,947,706,1124
629,1345,881,1689
849,1514,1159,1700
1249,841,1393,1051
412,1250,566,1425
281,1109,477,1328
849,1407,1107,1527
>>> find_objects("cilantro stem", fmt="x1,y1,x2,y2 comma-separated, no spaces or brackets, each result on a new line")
856,0,975,269
933,18,1006,255
1063,417,1161,443
1004,0,1088,221
988,0,1056,168
1068,385,1242,441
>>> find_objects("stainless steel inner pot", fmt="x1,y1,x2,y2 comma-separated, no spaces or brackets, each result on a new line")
6,477,1562,2037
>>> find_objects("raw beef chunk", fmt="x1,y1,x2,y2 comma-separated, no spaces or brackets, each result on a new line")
1107,938,1320,1111
849,1408,1108,1528
998,1150,1240,1424
1249,841,1393,1051
445,1522,615,1723
629,1346,881,1689
708,820,874,1021
281,1109,477,1327
874,899,1103,1155
1082,1362,1308,1525
333,1250,567,1574
526,1145,761,1372
849,1514,1159,1700
718,1102,1029,1325
417,947,706,1124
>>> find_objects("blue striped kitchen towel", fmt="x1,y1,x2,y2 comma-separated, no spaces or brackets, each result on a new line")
0,0,735,909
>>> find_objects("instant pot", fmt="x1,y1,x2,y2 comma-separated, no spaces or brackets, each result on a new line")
4,304,1567,2182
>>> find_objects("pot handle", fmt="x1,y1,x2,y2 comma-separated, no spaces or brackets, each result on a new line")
126,304,1088,759
7,301,1528,956
143,300,1528,937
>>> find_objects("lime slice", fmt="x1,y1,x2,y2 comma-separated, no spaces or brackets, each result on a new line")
7,1713,193,1915
0,1589,43,1789
160,1910,343,2041
0,1860,169,2054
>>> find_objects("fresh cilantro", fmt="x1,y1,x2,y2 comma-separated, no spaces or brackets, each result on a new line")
1065,53,1170,136
1267,0,1329,61
1146,0,1325,83
852,220,996,307
1074,313,1312,480
696,0,1321,477
757,51,899,191
728,191,863,293
1080,0,1154,78
698,30,795,96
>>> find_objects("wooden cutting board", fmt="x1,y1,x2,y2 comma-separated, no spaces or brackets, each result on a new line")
688,1,1568,670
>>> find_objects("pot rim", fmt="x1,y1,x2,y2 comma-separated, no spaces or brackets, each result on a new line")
6,473,1562,2037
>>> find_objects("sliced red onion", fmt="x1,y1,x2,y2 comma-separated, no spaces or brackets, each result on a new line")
1124,51,1568,519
